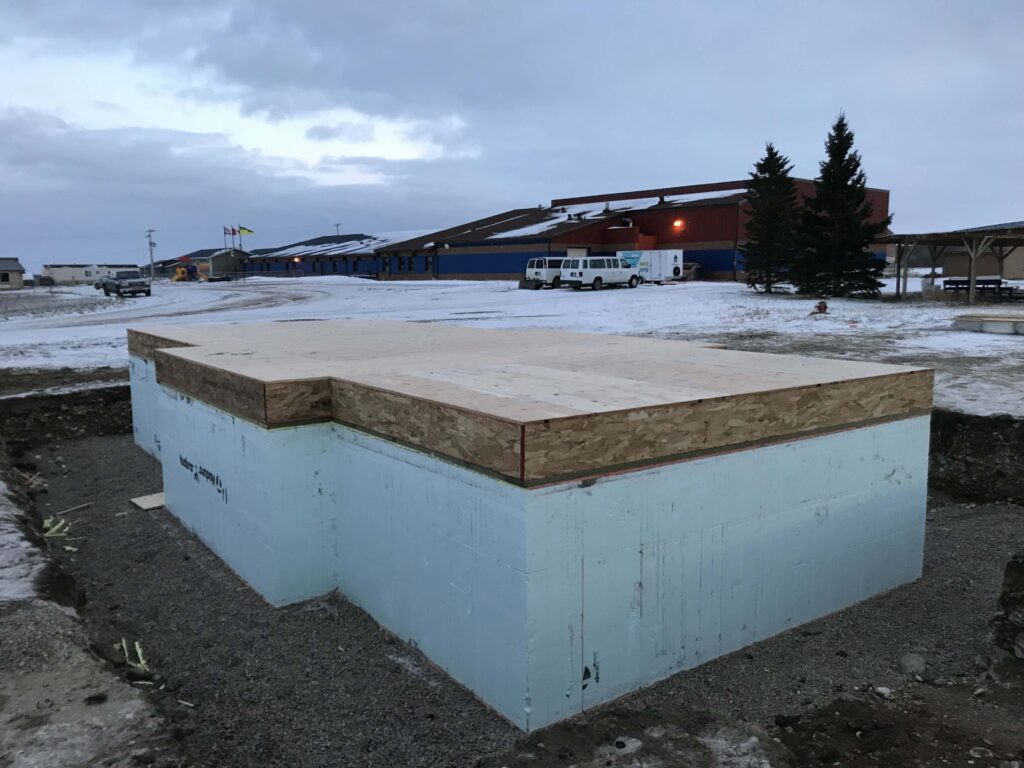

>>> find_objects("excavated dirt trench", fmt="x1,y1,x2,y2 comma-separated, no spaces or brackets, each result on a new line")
1,388,1023,767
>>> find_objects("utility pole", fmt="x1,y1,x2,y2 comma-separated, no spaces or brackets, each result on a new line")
334,223,342,236
145,229,156,279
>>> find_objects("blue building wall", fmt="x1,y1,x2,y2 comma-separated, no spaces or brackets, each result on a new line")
387,254,432,275
244,245,885,280
684,248,742,273
246,257,380,275
437,250,566,275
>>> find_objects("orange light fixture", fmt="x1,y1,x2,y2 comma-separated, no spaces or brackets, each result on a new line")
673,218,685,230
293,257,301,263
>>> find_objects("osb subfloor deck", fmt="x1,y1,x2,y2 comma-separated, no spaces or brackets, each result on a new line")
955,314,1024,321
129,321,932,484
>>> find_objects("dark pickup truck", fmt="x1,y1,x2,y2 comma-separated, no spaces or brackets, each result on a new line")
100,270,151,297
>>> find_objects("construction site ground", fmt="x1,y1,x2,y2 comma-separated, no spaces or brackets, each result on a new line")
2,280,1023,766
0,385,1021,768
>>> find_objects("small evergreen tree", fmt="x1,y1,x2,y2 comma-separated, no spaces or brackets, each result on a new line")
742,143,798,293
792,114,892,297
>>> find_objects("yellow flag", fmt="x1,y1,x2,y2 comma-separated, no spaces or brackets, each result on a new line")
239,226,254,235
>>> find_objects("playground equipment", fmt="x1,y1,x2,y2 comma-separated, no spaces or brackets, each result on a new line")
171,261,207,282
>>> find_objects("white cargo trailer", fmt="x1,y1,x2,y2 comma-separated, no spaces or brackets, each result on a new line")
620,249,685,283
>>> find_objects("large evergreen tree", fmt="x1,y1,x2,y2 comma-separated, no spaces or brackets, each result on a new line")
742,143,798,293
792,114,892,297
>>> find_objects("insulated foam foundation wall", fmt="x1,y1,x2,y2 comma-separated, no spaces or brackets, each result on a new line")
129,354,161,459
127,321,933,731
524,417,928,725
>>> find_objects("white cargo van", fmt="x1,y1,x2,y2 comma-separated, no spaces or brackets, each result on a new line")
524,257,565,288
560,256,640,290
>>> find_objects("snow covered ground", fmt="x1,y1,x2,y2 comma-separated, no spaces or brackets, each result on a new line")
0,479,44,601
1,276,1022,416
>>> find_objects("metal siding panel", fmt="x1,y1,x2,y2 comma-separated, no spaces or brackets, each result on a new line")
438,251,551,275
553,205,741,249
685,248,740,272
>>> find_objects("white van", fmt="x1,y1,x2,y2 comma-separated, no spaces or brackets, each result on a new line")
524,257,565,288
561,256,640,290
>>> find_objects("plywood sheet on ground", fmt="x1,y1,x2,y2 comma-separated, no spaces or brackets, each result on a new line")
130,492,165,511
129,320,932,484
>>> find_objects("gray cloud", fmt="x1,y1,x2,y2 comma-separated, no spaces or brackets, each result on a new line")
0,110,505,271
305,122,375,142
1,1,1023,272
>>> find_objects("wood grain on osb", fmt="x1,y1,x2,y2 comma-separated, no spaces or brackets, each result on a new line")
154,349,267,426
264,378,333,425
331,379,522,479
521,370,933,482
127,329,194,361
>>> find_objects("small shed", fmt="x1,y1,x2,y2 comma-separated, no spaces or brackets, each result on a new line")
0,258,26,289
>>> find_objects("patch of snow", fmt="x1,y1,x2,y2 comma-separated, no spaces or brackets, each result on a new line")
593,735,644,763
486,189,744,241
0,380,126,400
0,479,44,602
385,653,438,687
254,230,434,260
1,275,1022,417
698,728,774,768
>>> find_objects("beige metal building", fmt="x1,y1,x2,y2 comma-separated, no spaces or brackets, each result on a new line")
0,258,25,289
943,246,1024,279
912,221,1024,279
41,263,140,285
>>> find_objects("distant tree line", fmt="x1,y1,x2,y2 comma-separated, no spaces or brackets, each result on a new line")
742,114,891,298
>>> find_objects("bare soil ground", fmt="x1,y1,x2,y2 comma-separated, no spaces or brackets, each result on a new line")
0,367,128,399
1,393,1021,766
0,599,188,767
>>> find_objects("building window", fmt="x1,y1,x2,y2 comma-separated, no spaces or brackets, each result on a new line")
1,273,9,283
425,254,433,273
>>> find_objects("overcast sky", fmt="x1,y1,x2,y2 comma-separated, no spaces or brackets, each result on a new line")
2,1,1021,273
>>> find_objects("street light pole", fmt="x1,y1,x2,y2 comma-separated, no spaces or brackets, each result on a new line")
145,229,156,278
334,223,342,236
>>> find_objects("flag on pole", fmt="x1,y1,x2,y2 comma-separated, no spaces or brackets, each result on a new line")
223,226,231,236
239,226,253,235
231,227,238,236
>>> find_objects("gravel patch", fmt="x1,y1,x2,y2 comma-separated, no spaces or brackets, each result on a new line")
33,433,1024,766
37,434,518,768
0,599,187,768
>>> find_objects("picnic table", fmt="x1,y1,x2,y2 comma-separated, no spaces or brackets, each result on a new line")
943,278,1016,301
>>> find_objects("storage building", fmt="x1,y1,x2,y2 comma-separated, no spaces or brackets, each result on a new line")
0,258,25,289
936,221,1024,279
42,263,140,285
